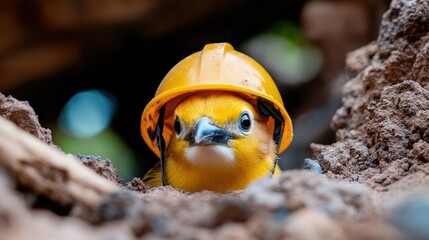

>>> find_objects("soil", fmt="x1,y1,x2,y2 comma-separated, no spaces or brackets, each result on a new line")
1,0,429,239
311,0,429,194
0,93,54,146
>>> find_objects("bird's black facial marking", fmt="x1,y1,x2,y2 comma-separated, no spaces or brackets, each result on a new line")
174,116,182,135
238,112,252,132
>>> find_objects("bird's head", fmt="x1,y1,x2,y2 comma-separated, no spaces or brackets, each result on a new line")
167,92,276,170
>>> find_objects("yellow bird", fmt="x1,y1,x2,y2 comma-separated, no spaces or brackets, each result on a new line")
143,93,279,193
140,43,293,193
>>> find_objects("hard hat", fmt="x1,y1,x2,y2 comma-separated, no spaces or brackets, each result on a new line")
141,42,293,157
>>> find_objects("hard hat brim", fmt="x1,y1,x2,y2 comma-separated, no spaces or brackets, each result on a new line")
141,84,293,158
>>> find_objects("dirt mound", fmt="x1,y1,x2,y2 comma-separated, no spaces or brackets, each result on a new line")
312,0,429,192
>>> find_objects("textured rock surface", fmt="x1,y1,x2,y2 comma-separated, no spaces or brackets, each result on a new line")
0,92,54,146
312,0,429,192
76,154,123,186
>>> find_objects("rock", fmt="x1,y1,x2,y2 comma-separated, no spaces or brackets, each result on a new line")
313,0,429,191
0,92,54,146
75,154,123,185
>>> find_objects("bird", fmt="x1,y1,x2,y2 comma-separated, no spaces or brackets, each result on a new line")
142,92,280,193
140,42,293,194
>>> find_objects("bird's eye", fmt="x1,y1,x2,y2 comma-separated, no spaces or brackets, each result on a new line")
174,116,181,134
239,112,252,132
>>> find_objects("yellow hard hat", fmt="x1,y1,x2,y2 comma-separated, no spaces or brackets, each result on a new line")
141,42,293,157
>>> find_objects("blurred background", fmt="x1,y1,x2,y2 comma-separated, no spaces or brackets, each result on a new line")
0,0,390,182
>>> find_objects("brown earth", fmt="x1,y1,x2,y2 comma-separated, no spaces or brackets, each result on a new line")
1,0,429,239
312,0,429,193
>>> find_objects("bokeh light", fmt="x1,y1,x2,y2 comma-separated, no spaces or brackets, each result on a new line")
55,89,137,181
241,21,323,86
59,89,117,138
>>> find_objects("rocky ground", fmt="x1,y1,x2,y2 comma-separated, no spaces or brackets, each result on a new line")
1,0,429,239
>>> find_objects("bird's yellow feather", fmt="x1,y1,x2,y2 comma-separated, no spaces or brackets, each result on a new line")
143,92,280,193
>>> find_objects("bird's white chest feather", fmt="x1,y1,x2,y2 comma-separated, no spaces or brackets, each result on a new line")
184,145,235,166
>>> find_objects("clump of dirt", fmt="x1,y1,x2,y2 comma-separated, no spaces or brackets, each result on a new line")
76,154,123,186
0,92,54,146
125,177,151,193
312,0,429,191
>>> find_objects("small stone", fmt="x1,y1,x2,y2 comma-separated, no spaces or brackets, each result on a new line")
400,162,410,171
303,158,323,174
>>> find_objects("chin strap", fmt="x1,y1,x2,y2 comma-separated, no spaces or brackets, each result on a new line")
155,105,168,186
257,98,284,177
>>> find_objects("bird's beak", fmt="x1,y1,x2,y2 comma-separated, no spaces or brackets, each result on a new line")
186,117,233,146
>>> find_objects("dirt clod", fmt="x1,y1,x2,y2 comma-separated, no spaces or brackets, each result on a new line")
76,154,123,185
0,93,54,146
